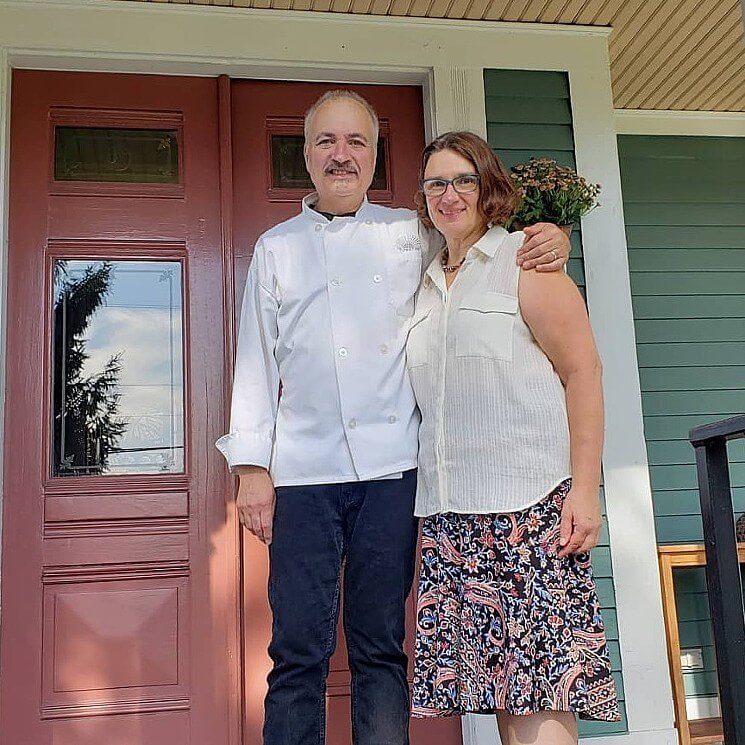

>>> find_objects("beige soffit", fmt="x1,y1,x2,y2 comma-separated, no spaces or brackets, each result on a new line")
118,0,745,112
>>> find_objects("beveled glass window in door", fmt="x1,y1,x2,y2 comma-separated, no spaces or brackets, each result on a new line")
54,127,179,183
271,135,388,191
52,260,184,477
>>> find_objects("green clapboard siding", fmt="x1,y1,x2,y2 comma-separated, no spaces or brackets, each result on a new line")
486,70,626,737
619,135,745,704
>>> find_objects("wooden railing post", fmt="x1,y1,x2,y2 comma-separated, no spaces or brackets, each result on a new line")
690,415,745,745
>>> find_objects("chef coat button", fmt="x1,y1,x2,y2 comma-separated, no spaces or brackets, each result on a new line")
365,219,372,225
338,347,348,357
348,418,357,429
373,274,382,283
380,344,389,354
315,224,322,232
388,415,397,424
331,278,341,286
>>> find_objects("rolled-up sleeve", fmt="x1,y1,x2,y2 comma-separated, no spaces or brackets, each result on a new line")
215,239,279,471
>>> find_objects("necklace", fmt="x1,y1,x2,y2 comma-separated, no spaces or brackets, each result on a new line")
441,248,466,274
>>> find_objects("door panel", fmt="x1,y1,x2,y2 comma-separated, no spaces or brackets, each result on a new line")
0,71,238,745
231,79,462,745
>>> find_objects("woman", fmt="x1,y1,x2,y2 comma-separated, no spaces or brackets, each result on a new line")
407,131,621,744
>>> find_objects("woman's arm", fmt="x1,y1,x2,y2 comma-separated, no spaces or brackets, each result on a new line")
420,221,570,271
519,268,604,557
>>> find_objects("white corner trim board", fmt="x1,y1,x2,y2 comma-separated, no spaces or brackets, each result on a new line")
569,57,677,740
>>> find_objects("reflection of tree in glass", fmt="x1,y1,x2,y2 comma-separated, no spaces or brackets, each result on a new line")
53,261,126,476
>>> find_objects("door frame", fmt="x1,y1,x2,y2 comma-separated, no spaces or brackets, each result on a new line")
0,3,677,745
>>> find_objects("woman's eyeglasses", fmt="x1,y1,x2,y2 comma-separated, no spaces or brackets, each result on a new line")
421,174,480,197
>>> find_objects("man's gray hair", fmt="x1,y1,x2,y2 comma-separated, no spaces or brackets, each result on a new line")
304,89,379,144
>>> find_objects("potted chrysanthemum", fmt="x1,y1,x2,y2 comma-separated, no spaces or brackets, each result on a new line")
507,157,601,237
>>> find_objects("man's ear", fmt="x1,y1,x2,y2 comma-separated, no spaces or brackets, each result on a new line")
303,143,310,173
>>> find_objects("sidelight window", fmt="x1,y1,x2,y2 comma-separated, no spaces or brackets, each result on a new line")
51,259,184,477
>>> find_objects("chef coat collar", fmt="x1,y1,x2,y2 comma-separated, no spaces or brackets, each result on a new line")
301,193,373,223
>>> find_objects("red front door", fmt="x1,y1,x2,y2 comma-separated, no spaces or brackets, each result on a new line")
0,71,462,745
0,70,239,745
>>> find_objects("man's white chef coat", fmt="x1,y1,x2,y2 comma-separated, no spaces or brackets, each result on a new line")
216,195,437,486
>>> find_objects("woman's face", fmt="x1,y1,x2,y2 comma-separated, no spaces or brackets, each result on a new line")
423,149,484,240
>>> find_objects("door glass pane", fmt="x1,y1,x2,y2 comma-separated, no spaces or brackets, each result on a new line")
52,260,184,476
54,127,179,183
271,135,388,190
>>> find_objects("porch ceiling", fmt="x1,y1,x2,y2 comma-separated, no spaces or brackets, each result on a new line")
120,0,744,112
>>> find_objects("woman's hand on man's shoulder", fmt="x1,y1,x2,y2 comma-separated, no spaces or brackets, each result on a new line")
516,222,570,272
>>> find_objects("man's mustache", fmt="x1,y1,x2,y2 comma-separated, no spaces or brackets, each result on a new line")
324,160,358,175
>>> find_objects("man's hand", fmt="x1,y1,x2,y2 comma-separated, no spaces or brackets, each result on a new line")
517,222,571,272
558,486,602,558
235,466,276,545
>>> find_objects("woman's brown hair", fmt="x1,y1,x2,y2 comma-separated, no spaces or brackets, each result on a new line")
414,131,521,231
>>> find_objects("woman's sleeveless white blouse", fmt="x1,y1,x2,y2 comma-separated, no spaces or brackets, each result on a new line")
407,226,571,518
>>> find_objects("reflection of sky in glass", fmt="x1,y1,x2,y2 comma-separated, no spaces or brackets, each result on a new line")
56,260,184,474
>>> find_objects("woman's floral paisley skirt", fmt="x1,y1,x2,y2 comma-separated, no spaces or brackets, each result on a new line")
411,479,621,721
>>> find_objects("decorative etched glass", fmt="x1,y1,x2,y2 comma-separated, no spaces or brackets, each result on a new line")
54,127,179,183
52,260,184,476
270,135,388,191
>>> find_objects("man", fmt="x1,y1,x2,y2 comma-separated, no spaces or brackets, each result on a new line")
216,89,570,745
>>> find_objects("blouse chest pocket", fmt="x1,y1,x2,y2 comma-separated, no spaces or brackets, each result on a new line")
455,292,518,361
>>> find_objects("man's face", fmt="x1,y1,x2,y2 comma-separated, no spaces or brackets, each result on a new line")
304,98,377,210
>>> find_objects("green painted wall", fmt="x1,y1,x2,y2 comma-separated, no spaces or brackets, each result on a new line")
485,69,627,737
618,134,745,707
484,69,586,296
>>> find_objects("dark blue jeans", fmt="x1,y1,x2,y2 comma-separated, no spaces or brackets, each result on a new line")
263,470,418,745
